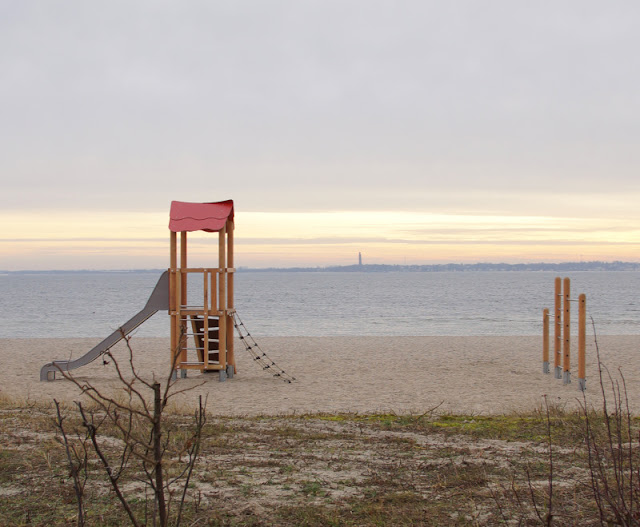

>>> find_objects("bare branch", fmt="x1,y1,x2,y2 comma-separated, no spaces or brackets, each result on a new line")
77,402,142,527
53,399,87,527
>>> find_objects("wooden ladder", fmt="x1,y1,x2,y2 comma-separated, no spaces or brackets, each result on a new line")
190,315,220,365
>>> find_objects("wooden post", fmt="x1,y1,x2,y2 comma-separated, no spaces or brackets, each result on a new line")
563,277,571,384
542,308,550,374
554,277,562,379
227,220,234,308
211,271,217,312
218,226,227,371
218,225,226,310
170,232,178,372
203,271,209,369
227,219,235,374
578,293,586,391
179,232,188,367
175,267,183,366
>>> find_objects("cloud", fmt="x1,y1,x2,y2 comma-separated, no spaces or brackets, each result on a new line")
236,237,640,247
1,1,639,269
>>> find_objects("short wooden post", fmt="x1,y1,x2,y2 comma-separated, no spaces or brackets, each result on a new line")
563,277,571,384
211,271,217,312
542,308,550,374
227,219,234,309
578,293,586,391
554,277,562,379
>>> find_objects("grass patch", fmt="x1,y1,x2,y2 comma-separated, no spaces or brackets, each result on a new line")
1,396,638,526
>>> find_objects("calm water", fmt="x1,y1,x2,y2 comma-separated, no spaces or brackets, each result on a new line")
0,271,639,338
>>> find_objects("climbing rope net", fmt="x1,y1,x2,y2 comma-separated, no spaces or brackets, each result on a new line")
232,312,296,383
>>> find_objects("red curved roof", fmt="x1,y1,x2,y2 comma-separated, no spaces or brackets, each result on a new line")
169,200,234,233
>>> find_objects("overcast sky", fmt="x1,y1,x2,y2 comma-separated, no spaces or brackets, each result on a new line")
2,1,640,269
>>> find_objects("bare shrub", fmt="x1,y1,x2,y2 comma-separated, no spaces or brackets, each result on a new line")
54,333,207,527
581,320,640,526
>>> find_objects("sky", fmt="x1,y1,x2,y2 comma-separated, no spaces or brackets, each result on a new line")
2,1,640,270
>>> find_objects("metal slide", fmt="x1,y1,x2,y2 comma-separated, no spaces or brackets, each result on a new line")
40,271,170,381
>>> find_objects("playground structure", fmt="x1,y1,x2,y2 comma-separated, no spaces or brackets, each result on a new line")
168,200,236,380
40,200,237,382
542,277,587,391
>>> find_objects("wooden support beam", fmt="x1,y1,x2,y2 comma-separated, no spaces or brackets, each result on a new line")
180,232,188,304
227,219,235,373
226,312,235,374
211,271,218,312
227,219,234,310
180,232,188,365
542,308,550,374
218,310,227,370
563,277,571,384
554,277,562,379
578,294,586,391
218,226,226,311
170,231,178,370
203,272,209,369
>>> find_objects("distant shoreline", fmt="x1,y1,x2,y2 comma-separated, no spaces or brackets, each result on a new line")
2,260,640,274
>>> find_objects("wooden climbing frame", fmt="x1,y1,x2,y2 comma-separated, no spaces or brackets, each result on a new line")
168,200,236,377
543,276,587,391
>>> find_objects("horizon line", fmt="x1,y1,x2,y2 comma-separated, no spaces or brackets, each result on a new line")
2,260,640,274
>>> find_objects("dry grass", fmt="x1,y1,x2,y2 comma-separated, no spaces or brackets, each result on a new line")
1,396,638,526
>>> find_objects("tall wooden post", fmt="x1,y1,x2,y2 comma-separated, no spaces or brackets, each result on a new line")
563,277,571,384
542,308,550,374
227,219,235,373
179,232,188,367
578,294,586,391
170,231,178,371
218,225,227,370
554,277,562,379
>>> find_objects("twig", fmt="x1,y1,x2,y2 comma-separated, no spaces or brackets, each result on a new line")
77,402,142,527
53,399,87,527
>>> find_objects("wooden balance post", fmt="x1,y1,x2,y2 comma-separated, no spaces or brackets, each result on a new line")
543,277,587,391
168,200,236,381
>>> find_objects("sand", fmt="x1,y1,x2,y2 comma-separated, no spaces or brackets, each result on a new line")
1,335,638,415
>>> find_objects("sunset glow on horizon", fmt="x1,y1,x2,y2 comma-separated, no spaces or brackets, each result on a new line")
2,207,639,270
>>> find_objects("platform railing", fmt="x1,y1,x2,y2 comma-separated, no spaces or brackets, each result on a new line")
171,267,235,371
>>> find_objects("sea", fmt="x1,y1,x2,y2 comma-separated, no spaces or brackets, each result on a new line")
1,271,639,339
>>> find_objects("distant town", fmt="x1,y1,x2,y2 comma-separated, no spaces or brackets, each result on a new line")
4,261,640,274
240,261,640,273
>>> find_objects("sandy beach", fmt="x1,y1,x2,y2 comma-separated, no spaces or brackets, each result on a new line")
1,335,638,415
